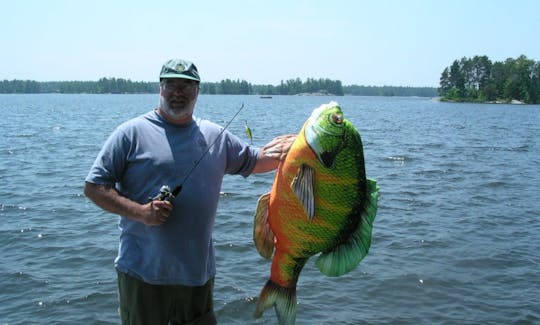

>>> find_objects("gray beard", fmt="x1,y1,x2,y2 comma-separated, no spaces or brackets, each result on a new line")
159,95,191,119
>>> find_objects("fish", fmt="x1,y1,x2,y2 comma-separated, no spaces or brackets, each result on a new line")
252,101,379,325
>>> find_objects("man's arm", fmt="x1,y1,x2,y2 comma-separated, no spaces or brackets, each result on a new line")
84,182,172,226
252,134,296,174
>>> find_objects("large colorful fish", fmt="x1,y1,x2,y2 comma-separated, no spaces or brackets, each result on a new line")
253,102,379,324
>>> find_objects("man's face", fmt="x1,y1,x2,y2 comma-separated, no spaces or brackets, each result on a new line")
159,78,199,121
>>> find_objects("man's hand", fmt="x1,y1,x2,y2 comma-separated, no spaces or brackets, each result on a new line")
141,200,173,226
261,134,297,161
252,134,296,173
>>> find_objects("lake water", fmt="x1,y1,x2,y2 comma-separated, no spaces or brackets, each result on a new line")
1,94,539,324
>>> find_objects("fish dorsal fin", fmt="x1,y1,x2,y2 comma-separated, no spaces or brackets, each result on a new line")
315,179,380,277
291,164,316,220
253,192,275,259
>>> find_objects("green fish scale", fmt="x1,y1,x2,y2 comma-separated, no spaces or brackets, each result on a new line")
292,128,367,256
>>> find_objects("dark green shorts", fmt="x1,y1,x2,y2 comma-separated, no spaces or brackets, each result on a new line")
117,270,217,325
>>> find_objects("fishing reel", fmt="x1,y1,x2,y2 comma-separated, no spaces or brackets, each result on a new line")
149,185,180,202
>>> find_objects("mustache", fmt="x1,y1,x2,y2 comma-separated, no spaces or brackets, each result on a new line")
167,97,188,107
169,95,187,101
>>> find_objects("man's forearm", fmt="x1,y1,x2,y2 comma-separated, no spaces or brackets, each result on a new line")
252,152,280,174
84,182,173,226
84,182,145,221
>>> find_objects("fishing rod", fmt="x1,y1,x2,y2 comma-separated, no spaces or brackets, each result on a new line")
150,103,247,202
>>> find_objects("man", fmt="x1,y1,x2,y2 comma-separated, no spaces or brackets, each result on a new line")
84,59,295,325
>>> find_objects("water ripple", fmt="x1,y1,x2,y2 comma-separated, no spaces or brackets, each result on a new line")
1,95,539,324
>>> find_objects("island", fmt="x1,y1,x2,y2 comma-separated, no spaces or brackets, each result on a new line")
438,55,540,104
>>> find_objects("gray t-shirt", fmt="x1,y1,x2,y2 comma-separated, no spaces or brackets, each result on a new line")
85,110,259,285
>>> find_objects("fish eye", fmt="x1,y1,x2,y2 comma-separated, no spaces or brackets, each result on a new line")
331,113,343,124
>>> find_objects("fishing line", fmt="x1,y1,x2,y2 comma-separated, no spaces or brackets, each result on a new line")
169,102,246,197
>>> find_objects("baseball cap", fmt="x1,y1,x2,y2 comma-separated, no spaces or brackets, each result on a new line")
159,59,200,82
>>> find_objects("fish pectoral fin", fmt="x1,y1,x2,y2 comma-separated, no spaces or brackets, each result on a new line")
316,179,380,277
291,164,316,220
253,192,275,259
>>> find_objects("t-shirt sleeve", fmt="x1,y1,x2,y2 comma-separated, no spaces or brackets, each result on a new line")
223,130,260,177
85,127,129,186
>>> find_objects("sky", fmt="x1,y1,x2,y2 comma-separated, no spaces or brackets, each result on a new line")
1,0,539,87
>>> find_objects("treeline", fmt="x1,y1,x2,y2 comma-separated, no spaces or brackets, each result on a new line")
0,77,346,96
439,55,540,104
200,78,345,96
0,77,437,97
0,78,157,94
343,85,437,97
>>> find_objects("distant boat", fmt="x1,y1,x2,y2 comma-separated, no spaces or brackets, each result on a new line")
260,96,272,99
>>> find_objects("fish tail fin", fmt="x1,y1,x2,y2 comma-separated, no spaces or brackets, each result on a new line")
316,178,380,276
254,280,297,325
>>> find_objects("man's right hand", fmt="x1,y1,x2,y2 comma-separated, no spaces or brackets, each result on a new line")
142,200,173,226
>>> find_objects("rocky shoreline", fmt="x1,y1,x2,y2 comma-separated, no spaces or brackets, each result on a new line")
440,98,528,104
